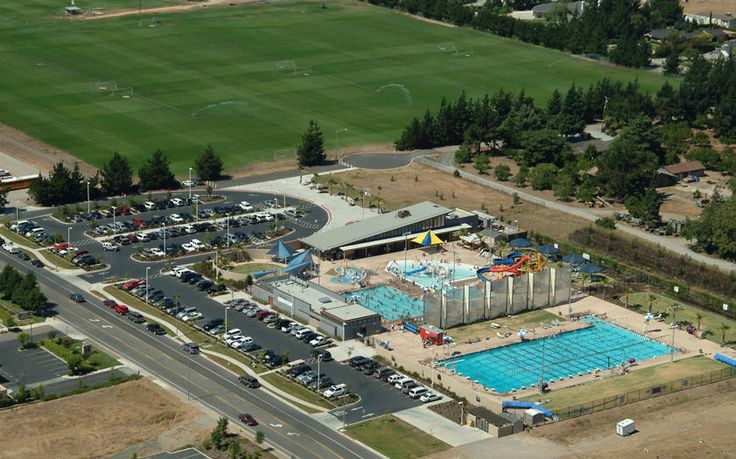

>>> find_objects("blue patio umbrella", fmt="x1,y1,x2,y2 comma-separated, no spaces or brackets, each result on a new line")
537,244,560,256
562,254,586,264
508,237,532,248
268,240,295,260
579,262,603,274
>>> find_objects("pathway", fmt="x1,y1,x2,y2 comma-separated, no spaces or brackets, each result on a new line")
392,403,491,447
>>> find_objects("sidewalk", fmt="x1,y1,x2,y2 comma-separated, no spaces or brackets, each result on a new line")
393,404,491,447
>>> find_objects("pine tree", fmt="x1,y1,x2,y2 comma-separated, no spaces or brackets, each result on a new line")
194,144,224,181
101,150,133,196
138,149,178,191
296,120,326,167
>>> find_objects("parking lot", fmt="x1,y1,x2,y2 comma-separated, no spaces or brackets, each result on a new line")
0,326,68,390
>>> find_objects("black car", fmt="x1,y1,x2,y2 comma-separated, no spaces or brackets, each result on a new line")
202,318,224,331
288,364,312,378
349,356,368,367
362,361,380,375
267,356,284,368
30,259,44,268
127,311,145,323
146,323,166,335
17,252,31,261
299,331,318,342
310,349,333,361
240,342,261,352
197,279,214,291
69,293,85,303
238,375,260,388
182,342,200,354
180,271,198,283
186,273,203,285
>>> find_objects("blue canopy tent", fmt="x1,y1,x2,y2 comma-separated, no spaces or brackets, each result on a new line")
537,244,560,257
579,262,603,274
268,240,295,262
288,249,313,267
562,254,586,264
508,237,532,248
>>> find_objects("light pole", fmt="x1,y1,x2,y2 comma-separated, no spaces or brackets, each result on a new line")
225,306,230,332
316,354,322,395
67,227,71,244
458,401,464,425
334,128,348,162
15,201,19,234
111,206,117,231
145,267,151,304
188,167,193,200
86,181,91,215
670,303,682,362
163,222,167,256
403,231,411,274
226,216,230,247
195,199,199,222
215,251,219,282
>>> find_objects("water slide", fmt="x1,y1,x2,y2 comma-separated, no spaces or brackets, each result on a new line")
404,266,427,276
476,256,530,280
715,353,736,366
502,400,554,417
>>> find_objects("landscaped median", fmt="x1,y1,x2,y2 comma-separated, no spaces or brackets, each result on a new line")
40,333,119,375
0,226,40,248
38,249,80,270
261,372,335,413
345,415,451,459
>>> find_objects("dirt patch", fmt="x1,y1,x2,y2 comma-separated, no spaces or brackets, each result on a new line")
402,12,458,28
0,378,204,459
529,377,736,458
70,0,261,21
682,0,736,15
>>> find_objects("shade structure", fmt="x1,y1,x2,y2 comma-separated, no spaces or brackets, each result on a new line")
579,262,604,274
509,237,532,248
537,244,560,256
562,254,586,264
268,240,295,260
288,249,313,268
282,261,311,274
411,230,445,247
252,269,279,279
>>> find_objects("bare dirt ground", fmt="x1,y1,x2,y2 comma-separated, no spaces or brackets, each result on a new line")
72,0,261,21
683,0,736,15
0,378,209,459
334,163,590,240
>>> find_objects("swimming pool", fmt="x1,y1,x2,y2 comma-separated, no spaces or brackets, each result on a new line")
440,316,675,394
387,260,478,290
345,286,423,321
330,266,367,284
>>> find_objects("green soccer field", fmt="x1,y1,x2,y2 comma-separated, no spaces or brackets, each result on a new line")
0,0,667,174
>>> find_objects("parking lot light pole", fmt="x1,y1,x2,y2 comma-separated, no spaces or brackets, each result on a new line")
188,167,193,200
111,206,117,230
86,181,91,215
67,227,71,244
15,202,19,234
317,354,322,395
145,267,151,305
459,401,464,425
403,231,411,274
163,222,167,256
226,216,230,247
334,128,348,162
225,306,230,332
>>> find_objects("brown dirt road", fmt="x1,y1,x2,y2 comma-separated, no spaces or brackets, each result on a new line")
73,0,261,21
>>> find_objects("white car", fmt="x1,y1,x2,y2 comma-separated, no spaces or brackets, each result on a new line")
143,201,157,211
224,328,241,339
135,233,151,242
172,266,191,277
181,312,203,322
170,197,185,206
149,248,165,257
420,392,442,403
228,336,247,348
190,239,205,249
309,335,330,347
176,307,197,319
322,383,347,398
169,214,184,223
182,242,197,253
183,225,196,234
3,243,20,254
102,241,120,251
232,337,254,348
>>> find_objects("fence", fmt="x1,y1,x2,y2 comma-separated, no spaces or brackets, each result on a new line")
553,366,736,421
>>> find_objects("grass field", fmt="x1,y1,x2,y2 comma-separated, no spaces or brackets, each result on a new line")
345,415,450,459
230,262,282,275
521,356,728,411
0,1,667,174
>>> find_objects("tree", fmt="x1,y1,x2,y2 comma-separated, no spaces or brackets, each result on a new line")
720,323,731,344
683,195,736,259
597,129,659,200
576,177,596,203
454,144,471,164
695,312,703,331
28,161,87,206
100,150,133,197
553,171,576,201
663,51,679,75
17,332,29,349
195,144,224,181
0,187,8,212
529,163,558,190
648,293,657,313
513,163,529,187
255,431,265,444
473,153,489,174
624,188,662,228
518,129,571,167
494,164,511,181
297,120,326,167
211,416,229,450
138,149,178,191
67,354,85,376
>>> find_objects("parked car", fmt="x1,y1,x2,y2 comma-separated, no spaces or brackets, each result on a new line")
310,349,333,361
102,241,121,251
349,356,368,367
374,367,395,380
238,375,260,388
30,259,44,268
322,383,347,398
127,311,145,323
202,318,224,331
181,311,203,322
420,392,442,403
408,386,429,399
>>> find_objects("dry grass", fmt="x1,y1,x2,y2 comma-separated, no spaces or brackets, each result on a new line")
682,0,736,14
328,163,589,241
0,378,200,459
447,309,564,343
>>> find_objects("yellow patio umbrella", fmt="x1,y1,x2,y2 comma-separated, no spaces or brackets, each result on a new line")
411,230,445,247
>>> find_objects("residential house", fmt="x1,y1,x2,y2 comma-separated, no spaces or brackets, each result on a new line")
685,12,736,30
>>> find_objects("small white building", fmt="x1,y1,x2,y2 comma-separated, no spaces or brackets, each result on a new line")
616,419,636,436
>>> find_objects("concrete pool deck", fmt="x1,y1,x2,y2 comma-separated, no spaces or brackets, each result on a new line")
373,295,732,412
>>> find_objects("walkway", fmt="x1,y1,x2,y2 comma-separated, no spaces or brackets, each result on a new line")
392,404,491,446
416,156,736,274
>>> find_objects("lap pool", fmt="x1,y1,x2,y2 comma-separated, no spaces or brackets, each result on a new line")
440,316,675,394
345,285,423,321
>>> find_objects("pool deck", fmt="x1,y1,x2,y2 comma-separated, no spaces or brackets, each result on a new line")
374,295,734,412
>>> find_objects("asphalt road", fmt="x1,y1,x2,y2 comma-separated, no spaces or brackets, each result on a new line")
0,252,380,459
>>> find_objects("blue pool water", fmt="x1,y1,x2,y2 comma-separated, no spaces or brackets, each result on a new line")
387,260,478,290
440,316,675,394
330,266,367,284
345,286,423,321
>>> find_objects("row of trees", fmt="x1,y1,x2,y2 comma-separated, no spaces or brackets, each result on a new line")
28,145,224,207
0,266,47,314
365,0,684,68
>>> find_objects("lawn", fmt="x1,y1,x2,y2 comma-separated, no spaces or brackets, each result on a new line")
0,299,44,326
261,372,335,412
520,356,728,411
628,292,736,346
447,309,564,343
230,263,282,275
0,1,667,174
40,336,120,373
345,415,450,459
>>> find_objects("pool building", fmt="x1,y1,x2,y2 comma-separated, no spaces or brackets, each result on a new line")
300,201,478,260
252,276,382,340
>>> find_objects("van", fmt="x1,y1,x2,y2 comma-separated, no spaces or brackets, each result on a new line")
408,386,429,399
286,359,306,371
294,328,312,340
238,375,260,388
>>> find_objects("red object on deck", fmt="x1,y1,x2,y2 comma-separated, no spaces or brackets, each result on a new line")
420,325,445,345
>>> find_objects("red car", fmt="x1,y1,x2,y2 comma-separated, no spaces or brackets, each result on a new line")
114,304,129,315
238,413,257,426
53,242,70,253
256,310,274,321
132,217,147,229
122,279,144,290
103,299,117,308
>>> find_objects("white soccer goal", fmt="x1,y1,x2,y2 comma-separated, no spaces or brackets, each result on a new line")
274,60,297,75
273,148,297,162
111,87,134,98
95,81,117,93
437,42,457,54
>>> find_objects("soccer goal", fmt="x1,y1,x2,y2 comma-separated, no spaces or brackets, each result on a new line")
95,81,117,93
274,60,297,75
437,42,457,54
111,87,134,99
273,148,297,162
